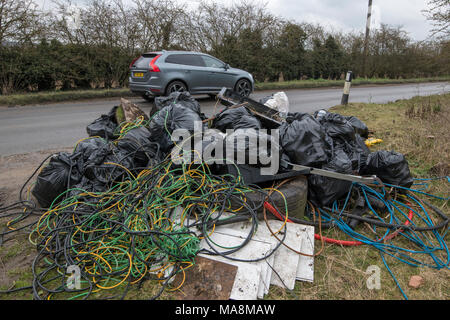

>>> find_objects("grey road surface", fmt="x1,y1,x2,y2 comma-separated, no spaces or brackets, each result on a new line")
1,82,448,156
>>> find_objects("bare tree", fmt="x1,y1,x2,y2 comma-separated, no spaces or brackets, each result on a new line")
185,1,277,52
0,0,45,44
132,0,187,51
423,0,450,39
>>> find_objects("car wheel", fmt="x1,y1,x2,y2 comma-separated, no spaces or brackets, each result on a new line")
166,80,187,95
235,79,252,97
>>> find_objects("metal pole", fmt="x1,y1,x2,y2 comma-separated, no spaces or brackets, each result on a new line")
361,0,372,78
341,71,353,105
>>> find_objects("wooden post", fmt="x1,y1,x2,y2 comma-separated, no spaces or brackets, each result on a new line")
341,71,353,105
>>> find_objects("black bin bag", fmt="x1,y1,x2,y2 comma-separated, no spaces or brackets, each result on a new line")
149,103,204,154
336,134,370,172
345,116,369,139
308,147,353,207
74,137,108,161
116,126,156,167
154,91,202,115
318,112,355,143
361,150,414,188
223,128,281,167
279,113,332,168
212,106,261,132
82,143,135,185
86,106,119,140
32,152,81,208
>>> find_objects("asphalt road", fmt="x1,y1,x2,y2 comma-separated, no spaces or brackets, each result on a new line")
1,82,448,156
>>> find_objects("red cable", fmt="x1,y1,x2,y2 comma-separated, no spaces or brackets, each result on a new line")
263,201,414,246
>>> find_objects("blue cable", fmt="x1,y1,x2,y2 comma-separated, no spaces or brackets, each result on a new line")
381,253,408,300
315,181,449,299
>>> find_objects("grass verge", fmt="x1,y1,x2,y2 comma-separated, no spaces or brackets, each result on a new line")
0,76,449,106
0,88,133,106
254,76,450,91
279,93,449,300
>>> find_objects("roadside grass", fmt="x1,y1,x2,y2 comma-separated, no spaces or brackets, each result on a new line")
0,94,448,300
330,92,450,200
0,88,133,106
254,76,450,91
277,92,449,300
1,76,449,106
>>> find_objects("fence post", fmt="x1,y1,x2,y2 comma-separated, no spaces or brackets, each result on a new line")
341,71,353,105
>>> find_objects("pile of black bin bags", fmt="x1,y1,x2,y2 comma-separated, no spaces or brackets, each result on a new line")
32,92,413,210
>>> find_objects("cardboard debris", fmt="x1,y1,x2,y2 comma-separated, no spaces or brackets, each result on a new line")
172,256,238,300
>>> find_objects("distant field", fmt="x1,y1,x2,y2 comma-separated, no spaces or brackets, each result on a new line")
0,76,449,106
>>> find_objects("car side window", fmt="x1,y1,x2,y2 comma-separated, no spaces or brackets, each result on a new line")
201,55,225,68
165,54,205,67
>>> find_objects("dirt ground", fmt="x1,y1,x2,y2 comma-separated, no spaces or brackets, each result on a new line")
0,148,71,292
0,148,72,206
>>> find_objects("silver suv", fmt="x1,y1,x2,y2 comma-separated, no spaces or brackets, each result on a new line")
129,51,254,99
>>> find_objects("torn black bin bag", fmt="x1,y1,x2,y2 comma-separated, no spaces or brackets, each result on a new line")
335,134,370,172
218,129,295,185
32,152,81,208
345,116,369,139
71,137,109,176
318,112,356,143
308,147,353,207
279,113,332,168
74,137,108,158
212,106,262,132
154,91,202,115
223,128,281,167
84,147,135,185
149,104,204,154
116,126,156,167
353,134,370,172
86,106,119,140
361,150,414,188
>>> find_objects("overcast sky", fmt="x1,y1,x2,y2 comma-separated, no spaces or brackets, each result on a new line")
37,0,435,41
263,0,434,41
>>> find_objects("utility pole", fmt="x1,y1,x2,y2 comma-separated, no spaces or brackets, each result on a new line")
362,0,372,78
